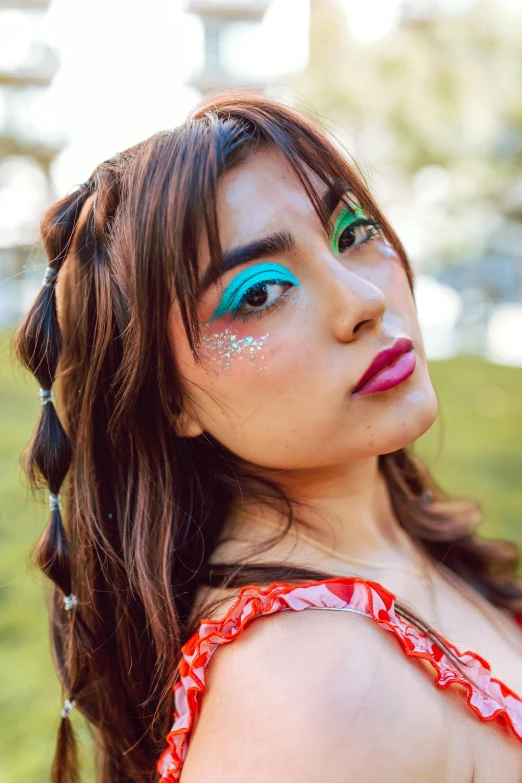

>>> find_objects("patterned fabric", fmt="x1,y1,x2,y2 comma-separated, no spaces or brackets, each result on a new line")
157,577,522,782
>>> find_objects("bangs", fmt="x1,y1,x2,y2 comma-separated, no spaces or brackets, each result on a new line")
158,95,410,363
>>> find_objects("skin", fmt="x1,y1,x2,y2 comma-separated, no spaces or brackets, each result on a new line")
167,147,522,780
168,145,438,560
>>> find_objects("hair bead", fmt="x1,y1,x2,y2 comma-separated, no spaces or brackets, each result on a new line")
49,492,62,512
39,387,54,405
61,698,75,719
63,594,78,611
42,265,59,287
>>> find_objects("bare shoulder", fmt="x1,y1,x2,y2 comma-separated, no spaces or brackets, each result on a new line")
180,606,463,782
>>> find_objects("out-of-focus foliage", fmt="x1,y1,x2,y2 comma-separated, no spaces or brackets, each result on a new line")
293,0,522,175
289,0,522,263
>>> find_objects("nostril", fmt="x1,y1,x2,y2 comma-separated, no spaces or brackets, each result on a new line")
353,319,372,334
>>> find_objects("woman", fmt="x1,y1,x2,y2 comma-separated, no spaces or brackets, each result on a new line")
15,91,522,782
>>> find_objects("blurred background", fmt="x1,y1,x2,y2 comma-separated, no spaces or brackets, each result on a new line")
1,0,521,778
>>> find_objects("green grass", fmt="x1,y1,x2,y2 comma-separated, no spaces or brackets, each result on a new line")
1,328,521,780
415,357,522,551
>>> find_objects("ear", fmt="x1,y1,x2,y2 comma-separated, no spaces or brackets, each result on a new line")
173,403,204,439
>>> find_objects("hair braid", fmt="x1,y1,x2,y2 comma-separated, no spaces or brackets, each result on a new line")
15,180,95,782
16,181,93,592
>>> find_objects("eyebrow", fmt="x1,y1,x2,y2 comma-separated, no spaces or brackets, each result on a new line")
198,184,346,297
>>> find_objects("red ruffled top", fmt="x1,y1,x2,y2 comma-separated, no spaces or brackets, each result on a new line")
157,577,522,781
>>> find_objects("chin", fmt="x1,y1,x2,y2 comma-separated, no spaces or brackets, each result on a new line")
380,383,439,454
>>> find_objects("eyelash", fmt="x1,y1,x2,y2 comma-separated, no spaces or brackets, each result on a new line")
223,218,383,324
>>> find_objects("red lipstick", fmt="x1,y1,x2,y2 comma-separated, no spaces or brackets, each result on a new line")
352,337,415,396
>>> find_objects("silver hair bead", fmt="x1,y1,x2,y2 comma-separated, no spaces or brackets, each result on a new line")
39,388,53,405
49,492,61,512
42,265,58,287
63,593,78,611
61,698,75,719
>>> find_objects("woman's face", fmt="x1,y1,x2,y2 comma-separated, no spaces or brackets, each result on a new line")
168,146,438,469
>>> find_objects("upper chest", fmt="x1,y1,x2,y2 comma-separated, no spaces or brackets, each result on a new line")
377,565,522,780
413,564,522,697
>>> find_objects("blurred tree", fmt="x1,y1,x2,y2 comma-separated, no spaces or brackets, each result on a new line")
290,0,522,205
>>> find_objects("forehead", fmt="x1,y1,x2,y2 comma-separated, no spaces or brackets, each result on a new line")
215,146,324,250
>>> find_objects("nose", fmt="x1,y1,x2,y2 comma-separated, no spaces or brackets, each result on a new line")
326,266,387,343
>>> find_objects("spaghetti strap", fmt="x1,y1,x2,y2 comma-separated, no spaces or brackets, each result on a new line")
157,576,522,782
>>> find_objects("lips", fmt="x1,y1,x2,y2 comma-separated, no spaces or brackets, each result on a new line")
352,337,415,396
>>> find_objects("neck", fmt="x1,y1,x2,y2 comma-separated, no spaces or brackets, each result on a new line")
233,456,410,561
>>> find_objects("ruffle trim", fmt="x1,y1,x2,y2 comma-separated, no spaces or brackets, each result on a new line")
157,577,522,781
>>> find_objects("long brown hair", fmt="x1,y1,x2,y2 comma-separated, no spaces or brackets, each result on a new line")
14,90,522,782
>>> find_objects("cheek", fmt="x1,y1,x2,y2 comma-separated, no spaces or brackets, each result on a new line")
195,282,306,378
196,323,272,374
191,317,310,412
168,303,295,411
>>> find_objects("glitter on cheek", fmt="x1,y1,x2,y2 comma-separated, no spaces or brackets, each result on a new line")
194,328,271,374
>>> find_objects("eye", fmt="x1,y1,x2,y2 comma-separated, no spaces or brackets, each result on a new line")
234,281,294,321
209,262,301,323
338,219,381,253
331,206,382,256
